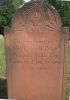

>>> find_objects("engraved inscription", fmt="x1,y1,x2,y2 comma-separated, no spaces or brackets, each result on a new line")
8,39,61,70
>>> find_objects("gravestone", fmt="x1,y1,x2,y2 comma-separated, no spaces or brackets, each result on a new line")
4,2,68,100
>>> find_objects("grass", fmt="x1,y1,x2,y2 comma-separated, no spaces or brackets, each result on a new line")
0,37,7,99
0,37,70,99
0,37,6,77
66,45,70,100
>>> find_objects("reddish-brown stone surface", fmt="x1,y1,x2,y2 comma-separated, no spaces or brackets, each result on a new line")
4,2,68,100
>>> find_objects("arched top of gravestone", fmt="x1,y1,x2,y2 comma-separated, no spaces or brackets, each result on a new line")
11,2,62,32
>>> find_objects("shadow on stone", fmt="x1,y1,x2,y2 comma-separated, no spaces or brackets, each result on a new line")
0,77,8,99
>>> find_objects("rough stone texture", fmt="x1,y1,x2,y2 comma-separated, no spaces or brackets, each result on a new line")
4,2,68,100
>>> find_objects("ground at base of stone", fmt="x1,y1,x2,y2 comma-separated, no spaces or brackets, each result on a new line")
0,77,8,99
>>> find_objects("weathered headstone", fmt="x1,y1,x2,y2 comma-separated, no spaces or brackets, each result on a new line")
4,2,68,100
